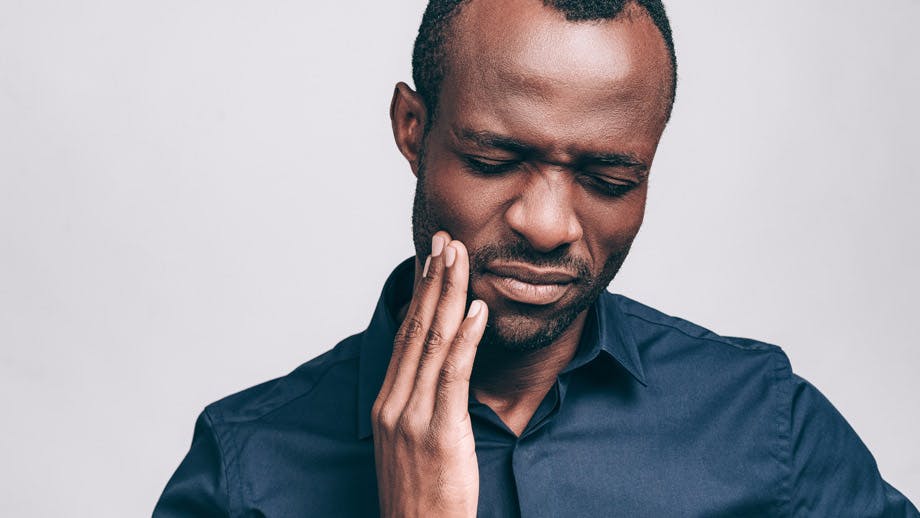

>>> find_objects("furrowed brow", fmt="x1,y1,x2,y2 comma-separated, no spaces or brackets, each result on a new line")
579,152,649,177
457,129,531,154
455,128,650,177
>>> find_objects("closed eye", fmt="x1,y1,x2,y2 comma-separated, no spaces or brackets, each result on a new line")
463,155,638,198
578,174,637,198
463,156,522,175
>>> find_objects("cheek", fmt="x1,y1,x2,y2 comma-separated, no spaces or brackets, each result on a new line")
424,159,511,240
580,186,647,261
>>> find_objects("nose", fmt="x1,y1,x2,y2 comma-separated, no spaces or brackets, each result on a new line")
504,170,583,253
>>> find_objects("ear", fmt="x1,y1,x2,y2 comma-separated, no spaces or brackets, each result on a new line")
390,82,428,177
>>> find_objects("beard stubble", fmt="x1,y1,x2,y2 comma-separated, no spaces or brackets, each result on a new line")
411,158,634,352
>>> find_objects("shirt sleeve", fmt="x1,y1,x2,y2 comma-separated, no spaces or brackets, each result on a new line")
153,410,231,517
787,374,918,517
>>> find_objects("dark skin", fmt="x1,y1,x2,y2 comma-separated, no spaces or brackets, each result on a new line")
373,0,672,515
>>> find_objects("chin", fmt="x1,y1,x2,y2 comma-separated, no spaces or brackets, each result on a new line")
481,307,581,352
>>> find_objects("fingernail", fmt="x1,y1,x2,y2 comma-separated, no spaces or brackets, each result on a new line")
422,256,432,278
467,300,484,319
444,244,457,268
431,235,445,257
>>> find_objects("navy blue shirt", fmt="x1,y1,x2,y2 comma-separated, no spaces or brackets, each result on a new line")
154,259,918,517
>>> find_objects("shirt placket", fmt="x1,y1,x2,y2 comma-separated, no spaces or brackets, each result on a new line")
470,375,572,518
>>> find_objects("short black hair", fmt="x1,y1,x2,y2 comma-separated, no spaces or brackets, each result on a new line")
411,0,677,125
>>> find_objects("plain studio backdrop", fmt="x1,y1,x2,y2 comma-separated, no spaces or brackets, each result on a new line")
1,1,918,515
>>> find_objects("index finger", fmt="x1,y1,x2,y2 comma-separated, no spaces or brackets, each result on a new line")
375,231,453,409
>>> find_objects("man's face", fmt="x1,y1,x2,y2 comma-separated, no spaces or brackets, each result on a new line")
408,0,672,351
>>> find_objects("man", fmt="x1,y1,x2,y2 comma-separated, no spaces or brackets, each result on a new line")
155,0,918,516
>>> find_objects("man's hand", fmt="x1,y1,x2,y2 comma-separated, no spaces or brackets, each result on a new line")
371,231,488,518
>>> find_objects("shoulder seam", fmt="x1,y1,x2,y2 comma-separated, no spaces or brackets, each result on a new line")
619,308,778,353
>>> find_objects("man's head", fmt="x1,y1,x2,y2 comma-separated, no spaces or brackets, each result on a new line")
392,0,675,351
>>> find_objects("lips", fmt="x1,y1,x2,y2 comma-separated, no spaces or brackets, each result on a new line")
486,263,577,284
483,263,577,306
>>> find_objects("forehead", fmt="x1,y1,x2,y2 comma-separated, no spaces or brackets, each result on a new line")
437,0,671,156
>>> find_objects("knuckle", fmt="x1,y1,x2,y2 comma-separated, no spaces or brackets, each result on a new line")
439,356,472,393
373,404,400,432
452,328,469,345
396,317,425,344
439,356,461,381
426,327,445,346
440,276,457,296
437,373,455,394
395,422,412,441
419,266,439,287
421,328,446,359
437,375,452,394
395,414,425,440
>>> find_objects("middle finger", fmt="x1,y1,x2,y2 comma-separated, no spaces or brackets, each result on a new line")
404,239,471,417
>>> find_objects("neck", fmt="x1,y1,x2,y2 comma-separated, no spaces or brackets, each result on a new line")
469,311,588,435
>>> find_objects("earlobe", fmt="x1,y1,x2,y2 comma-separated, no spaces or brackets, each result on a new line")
390,82,427,177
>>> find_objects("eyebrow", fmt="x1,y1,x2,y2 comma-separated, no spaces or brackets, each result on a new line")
578,152,649,177
457,128,649,177
458,129,531,154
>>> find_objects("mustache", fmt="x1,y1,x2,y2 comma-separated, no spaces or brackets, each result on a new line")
468,240,593,282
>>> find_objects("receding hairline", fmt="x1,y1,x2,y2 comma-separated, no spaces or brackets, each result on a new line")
413,0,677,125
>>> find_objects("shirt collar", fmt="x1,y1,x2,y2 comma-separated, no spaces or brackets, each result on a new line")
356,258,647,439
561,291,648,385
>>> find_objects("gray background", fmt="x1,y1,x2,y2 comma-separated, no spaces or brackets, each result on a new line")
1,1,917,515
